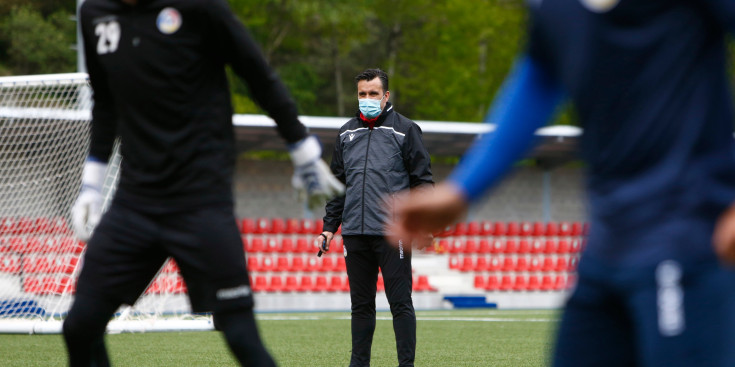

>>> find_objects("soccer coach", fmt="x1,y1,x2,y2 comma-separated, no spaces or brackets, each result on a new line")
318,68,433,367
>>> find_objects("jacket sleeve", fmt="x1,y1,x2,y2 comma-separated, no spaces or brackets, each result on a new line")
207,0,307,144
81,3,117,162
402,122,434,189
323,132,346,233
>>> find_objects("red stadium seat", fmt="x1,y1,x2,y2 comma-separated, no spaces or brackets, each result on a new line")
297,276,315,292
570,239,582,253
555,257,569,272
463,240,478,254
247,238,264,253
545,222,559,237
437,239,449,253
305,257,320,272
284,276,299,292
447,239,463,254
557,240,570,254
506,222,520,236
270,218,286,234
553,275,567,291
266,276,284,292
254,218,270,234
480,221,494,236
291,257,305,272
295,238,311,253
241,218,255,234
314,276,329,291
541,275,554,291
491,240,505,254
459,257,474,272
493,221,506,236
486,275,499,291
529,256,542,272
0,255,21,274
504,240,518,254
467,222,481,236
544,240,557,254
513,275,528,291
532,222,545,237
448,257,461,270
474,257,489,272
517,240,530,254
453,222,468,236
313,219,324,235
569,256,579,271
414,275,436,292
299,219,315,234
320,257,335,272
335,257,347,272
280,238,295,253
541,257,555,272
275,257,290,272
571,222,584,236
558,222,572,236
499,275,514,291
530,240,545,254
502,257,515,272
478,239,491,254
488,257,502,271
263,238,280,253
328,276,347,292
515,257,529,272
527,275,541,291
376,275,385,292
260,257,276,272
284,218,301,234
474,275,487,289
519,222,533,236
331,237,344,254
247,257,260,272
252,276,268,292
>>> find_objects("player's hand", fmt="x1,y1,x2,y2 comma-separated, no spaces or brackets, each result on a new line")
71,159,107,242
387,182,469,248
713,202,735,265
289,135,345,210
315,231,334,253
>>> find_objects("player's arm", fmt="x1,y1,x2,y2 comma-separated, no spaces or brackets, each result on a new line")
389,55,564,240
71,4,118,241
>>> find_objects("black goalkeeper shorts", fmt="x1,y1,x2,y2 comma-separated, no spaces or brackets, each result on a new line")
75,200,252,313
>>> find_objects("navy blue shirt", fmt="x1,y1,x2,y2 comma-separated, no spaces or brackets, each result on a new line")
528,0,735,265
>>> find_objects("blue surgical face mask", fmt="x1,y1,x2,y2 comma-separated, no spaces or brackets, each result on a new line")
358,95,384,118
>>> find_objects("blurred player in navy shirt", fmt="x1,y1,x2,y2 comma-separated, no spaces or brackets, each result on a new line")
390,0,735,365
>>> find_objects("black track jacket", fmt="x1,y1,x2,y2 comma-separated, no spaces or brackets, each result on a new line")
323,103,433,236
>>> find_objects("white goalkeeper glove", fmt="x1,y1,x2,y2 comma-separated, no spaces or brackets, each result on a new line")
71,159,107,242
289,135,345,210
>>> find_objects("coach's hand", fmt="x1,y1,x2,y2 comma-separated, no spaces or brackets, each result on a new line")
714,202,735,265
316,231,334,253
71,159,107,242
289,135,345,210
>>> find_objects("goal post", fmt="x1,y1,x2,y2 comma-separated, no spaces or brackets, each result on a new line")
0,73,211,334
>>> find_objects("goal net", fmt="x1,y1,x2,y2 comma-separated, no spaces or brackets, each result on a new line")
0,73,211,334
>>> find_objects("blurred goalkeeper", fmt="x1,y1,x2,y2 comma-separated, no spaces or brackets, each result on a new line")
390,1,735,366
66,0,343,366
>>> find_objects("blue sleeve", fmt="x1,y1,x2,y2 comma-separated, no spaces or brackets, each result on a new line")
448,55,564,202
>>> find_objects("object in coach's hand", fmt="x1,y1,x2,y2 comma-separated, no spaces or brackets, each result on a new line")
317,234,330,257
290,136,345,210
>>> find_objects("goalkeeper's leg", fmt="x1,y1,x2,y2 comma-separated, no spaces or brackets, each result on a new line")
214,308,277,367
62,293,120,367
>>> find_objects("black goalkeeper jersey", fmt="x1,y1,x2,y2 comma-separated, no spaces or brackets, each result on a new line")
80,0,307,208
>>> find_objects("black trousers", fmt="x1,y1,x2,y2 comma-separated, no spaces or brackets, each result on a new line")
343,235,416,367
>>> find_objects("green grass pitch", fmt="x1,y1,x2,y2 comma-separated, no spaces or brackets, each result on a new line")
0,309,558,367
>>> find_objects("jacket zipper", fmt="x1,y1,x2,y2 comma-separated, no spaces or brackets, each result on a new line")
361,129,373,234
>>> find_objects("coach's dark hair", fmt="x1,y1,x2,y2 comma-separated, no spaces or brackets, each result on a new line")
355,69,389,92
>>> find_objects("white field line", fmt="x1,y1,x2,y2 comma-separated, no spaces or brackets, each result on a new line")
257,315,557,323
